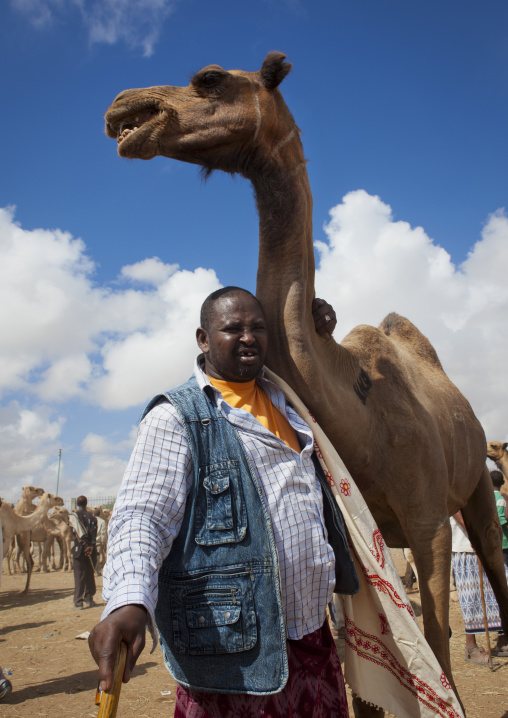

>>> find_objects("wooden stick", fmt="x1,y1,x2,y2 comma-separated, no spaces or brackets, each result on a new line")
476,555,494,669
96,641,128,717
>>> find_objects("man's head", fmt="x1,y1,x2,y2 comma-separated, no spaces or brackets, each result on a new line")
491,470,505,490
197,287,267,382
77,495,88,508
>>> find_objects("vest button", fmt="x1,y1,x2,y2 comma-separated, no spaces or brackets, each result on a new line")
199,616,205,624
213,483,219,491
224,611,231,620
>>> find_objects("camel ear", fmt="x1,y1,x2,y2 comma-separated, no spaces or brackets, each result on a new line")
260,52,292,90
503,442,508,450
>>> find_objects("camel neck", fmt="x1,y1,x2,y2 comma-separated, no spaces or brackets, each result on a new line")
252,161,315,321
249,145,365,419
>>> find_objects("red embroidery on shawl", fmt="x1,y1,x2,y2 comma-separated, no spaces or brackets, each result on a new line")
440,672,451,690
370,529,386,568
344,618,461,718
313,440,324,460
339,478,351,496
323,468,335,487
308,411,317,423
351,545,415,618
378,613,390,635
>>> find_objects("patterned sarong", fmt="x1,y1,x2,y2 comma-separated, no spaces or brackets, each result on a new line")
174,622,348,718
452,551,507,634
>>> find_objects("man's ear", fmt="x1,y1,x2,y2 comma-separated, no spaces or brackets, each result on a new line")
196,327,209,353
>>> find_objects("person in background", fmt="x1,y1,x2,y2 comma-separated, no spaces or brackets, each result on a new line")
491,470,508,569
93,508,108,576
69,495,98,609
451,510,508,663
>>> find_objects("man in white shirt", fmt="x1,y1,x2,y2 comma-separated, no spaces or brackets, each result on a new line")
89,289,356,717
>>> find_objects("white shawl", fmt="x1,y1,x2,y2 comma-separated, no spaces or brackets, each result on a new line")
265,368,464,718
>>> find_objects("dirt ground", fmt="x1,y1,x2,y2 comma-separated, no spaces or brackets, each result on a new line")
1,551,507,718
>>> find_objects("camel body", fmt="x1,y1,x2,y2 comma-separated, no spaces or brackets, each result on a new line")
8,490,64,592
1,494,58,565
104,53,508,710
44,508,74,571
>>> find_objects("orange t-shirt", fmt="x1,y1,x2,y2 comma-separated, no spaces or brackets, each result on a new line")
208,376,301,453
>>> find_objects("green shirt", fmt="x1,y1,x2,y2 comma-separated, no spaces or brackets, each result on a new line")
494,490,508,550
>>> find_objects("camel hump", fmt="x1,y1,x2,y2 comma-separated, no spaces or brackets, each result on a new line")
380,312,443,369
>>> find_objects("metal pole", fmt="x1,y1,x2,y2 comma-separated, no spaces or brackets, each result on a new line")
56,448,62,496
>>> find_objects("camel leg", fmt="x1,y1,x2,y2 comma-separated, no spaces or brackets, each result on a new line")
18,533,33,595
461,465,508,638
408,519,461,705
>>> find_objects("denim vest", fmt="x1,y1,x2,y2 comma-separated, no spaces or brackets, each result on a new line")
141,376,358,695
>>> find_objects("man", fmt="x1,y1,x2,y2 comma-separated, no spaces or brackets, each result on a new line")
69,495,98,609
492,470,508,569
89,289,357,717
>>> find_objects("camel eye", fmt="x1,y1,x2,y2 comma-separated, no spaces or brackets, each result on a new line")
202,73,221,88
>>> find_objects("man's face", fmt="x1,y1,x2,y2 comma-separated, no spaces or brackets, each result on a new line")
197,292,268,382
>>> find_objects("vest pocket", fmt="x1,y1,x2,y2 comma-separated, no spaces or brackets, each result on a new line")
195,461,247,545
203,474,233,530
163,570,257,655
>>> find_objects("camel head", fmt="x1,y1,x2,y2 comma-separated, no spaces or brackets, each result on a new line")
487,441,508,463
105,52,298,178
22,486,45,500
37,493,64,510
50,506,69,522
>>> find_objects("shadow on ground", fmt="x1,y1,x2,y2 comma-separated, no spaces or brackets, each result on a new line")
0,661,159,705
0,587,72,609
0,621,56,637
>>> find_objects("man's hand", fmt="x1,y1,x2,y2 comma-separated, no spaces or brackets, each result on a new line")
312,298,337,338
88,605,147,692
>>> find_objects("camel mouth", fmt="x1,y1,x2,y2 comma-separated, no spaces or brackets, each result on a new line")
115,108,160,145
106,105,162,146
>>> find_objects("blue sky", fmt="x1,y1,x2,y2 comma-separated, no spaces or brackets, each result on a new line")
1,0,507,501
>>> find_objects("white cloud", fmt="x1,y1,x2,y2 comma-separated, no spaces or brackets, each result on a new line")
77,427,137,495
315,190,508,442
11,0,177,55
0,401,65,502
3,194,508,501
0,206,221,409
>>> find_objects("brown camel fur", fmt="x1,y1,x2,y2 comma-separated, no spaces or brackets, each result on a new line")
44,507,73,572
1,493,61,591
104,52,508,708
487,441,508,499
14,485,45,572
12,493,64,592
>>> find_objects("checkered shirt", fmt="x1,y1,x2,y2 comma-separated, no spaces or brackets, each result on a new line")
102,359,336,645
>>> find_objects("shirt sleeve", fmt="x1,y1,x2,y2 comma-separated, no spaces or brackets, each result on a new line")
497,496,507,526
101,401,192,650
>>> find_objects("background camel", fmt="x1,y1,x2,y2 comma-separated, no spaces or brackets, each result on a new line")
10,492,64,593
104,52,508,710
487,441,508,499
44,507,74,572
5,486,45,574
1,493,60,589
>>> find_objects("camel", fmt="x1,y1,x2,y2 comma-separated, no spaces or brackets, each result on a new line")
1,493,61,590
13,485,45,572
10,493,64,593
104,53,508,711
44,507,74,571
487,441,508,499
